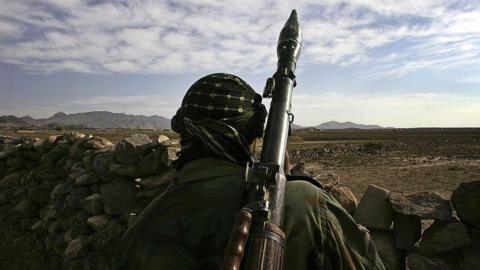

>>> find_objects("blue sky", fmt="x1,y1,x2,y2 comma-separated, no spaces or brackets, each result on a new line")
0,0,479,127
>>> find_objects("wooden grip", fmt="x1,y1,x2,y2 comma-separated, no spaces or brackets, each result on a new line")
243,223,286,270
222,209,253,270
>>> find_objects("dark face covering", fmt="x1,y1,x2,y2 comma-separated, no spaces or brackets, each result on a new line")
171,73,267,167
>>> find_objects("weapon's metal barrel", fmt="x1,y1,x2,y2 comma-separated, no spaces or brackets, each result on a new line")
260,77,294,167
259,9,302,226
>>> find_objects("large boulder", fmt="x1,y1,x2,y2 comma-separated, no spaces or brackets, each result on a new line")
101,178,136,215
419,219,471,256
80,136,114,150
354,185,394,229
451,180,480,229
388,191,452,221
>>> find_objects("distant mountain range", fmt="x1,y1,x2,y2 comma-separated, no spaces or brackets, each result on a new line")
292,121,385,130
0,111,171,129
0,112,386,130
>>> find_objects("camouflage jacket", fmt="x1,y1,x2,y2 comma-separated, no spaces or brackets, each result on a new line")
113,158,385,270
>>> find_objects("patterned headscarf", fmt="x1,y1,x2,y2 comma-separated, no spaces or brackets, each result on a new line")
171,73,267,165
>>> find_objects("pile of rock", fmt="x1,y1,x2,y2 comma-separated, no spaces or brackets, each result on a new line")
353,182,480,270
0,133,178,270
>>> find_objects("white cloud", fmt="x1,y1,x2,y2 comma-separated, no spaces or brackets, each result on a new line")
0,20,24,38
0,0,479,78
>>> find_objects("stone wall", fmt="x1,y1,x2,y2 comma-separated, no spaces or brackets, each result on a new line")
0,133,178,270
351,183,480,270
0,133,478,269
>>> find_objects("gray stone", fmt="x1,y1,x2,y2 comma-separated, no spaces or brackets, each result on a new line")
419,219,471,256
109,163,137,177
393,214,421,250
354,185,394,229
64,187,90,210
30,219,43,231
81,193,103,215
388,191,452,220
82,136,114,150
370,230,403,270
74,172,99,186
92,152,113,179
64,227,87,243
13,199,38,217
451,180,480,229
135,149,166,176
156,134,170,144
114,134,152,165
64,237,90,261
406,253,449,270
86,215,109,231
101,178,136,215
50,180,74,200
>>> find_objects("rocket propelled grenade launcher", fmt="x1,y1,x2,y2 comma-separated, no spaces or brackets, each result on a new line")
222,10,302,270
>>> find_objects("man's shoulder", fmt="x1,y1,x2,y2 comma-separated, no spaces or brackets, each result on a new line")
285,179,332,210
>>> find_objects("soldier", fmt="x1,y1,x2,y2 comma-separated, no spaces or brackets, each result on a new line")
113,73,385,270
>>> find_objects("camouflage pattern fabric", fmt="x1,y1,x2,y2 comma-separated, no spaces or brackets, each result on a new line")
113,158,385,270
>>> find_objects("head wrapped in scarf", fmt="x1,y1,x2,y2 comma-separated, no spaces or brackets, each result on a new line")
171,73,267,166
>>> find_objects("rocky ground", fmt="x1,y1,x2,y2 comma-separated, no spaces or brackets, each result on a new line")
287,129,480,197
